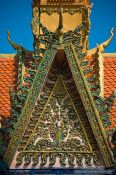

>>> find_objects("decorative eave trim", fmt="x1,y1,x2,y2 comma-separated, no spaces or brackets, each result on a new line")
64,44,115,167
4,47,57,167
33,4,92,8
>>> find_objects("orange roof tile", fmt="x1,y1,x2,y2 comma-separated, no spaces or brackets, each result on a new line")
104,56,116,129
0,57,18,117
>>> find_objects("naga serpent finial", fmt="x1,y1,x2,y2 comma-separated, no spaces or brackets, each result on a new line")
7,31,27,51
88,28,114,55
97,27,114,53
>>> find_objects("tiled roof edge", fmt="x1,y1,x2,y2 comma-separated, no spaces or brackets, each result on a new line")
103,53,116,57
0,54,16,58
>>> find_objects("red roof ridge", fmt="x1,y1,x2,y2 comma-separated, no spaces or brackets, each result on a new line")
103,53,116,57
104,58,116,62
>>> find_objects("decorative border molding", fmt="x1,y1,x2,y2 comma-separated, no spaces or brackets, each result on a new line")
4,48,57,167
40,7,82,15
64,44,115,167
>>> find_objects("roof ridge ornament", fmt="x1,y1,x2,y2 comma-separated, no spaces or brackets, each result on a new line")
7,31,28,52
87,28,114,56
97,27,114,53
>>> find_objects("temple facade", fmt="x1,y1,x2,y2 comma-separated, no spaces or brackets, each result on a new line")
0,0,116,174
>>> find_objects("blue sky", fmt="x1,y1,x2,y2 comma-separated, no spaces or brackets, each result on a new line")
0,0,116,53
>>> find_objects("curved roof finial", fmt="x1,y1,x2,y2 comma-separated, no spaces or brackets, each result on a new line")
97,27,114,53
87,28,114,55
7,31,27,51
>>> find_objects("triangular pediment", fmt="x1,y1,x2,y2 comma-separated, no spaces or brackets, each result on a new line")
16,76,94,167
23,76,92,152
4,45,114,168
